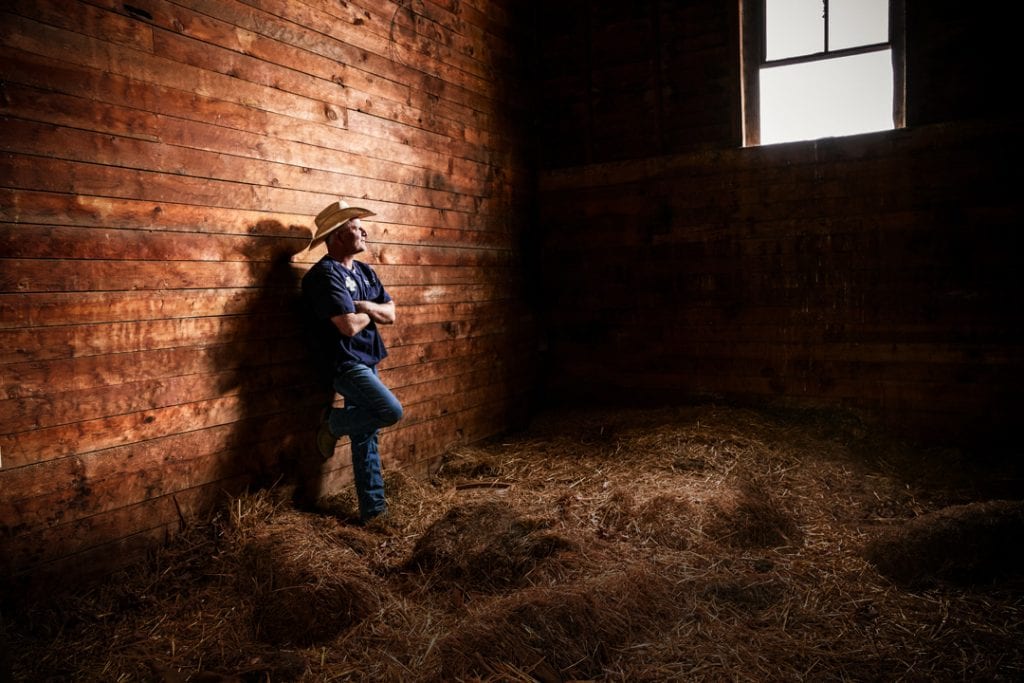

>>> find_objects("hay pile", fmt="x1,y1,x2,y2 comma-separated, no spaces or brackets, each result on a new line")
864,499,1024,587
404,500,580,590
4,404,1023,682
241,511,382,646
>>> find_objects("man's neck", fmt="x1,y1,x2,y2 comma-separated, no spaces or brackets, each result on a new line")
326,248,356,270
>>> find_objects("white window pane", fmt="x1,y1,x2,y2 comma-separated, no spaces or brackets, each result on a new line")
830,0,889,50
765,0,824,61
760,49,894,144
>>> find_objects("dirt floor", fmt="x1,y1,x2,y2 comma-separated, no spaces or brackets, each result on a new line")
4,404,1023,682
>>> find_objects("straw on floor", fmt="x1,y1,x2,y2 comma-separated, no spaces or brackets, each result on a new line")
4,404,1022,682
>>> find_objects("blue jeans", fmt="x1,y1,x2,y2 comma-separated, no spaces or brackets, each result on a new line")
329,363,403,521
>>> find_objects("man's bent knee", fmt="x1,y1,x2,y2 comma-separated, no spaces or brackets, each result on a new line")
379,402,403,427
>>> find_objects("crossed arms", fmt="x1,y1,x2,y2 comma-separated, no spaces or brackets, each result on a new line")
331,299,395,337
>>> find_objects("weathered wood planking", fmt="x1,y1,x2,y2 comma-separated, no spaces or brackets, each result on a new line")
0,0,535,580
1,363,528,539
0,190,517,250
0,283,512,330
0,308,529,463
5,392,522,580
0,226,513,268
535,0,740,167
0,301,519,369
537,120,1022,442
0,117,488,215
0,48,494,191
0,152,504,230
1,316,518,402
3,383,530,572
8,0,507,128
0,18,507,188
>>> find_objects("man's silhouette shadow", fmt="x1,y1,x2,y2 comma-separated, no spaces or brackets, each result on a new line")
210,219,333,509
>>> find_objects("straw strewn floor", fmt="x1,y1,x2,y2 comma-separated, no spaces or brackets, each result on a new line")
5,405,1023,682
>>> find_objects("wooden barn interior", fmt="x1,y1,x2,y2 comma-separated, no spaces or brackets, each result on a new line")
2,0,1022,679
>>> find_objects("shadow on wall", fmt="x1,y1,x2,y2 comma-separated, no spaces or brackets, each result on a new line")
208,219,331,509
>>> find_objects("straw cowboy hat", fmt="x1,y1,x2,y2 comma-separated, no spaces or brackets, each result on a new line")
309,200,375,248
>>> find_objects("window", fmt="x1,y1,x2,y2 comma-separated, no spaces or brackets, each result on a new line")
741,0,905,146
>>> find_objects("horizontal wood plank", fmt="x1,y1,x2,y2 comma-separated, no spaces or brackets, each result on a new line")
0,153,499,230
0,282,512,329
0,331,525,432
0,46,497,187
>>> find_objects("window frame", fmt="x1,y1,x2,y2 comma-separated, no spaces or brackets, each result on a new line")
740,0,905,146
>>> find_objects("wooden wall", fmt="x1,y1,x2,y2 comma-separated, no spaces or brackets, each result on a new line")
1,0,536,581
533,0,740,167
534,0,1023,446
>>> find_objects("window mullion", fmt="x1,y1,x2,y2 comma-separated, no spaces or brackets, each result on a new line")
762,41,891,70
823,0,829,53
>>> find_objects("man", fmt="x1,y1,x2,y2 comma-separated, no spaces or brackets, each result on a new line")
301,199,403,524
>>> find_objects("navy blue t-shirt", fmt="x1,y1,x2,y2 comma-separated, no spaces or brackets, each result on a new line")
301,256,392,371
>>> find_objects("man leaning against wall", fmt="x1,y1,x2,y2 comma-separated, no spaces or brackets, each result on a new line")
300,199,403,526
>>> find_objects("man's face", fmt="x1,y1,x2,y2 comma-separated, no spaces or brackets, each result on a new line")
331,218,367,255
